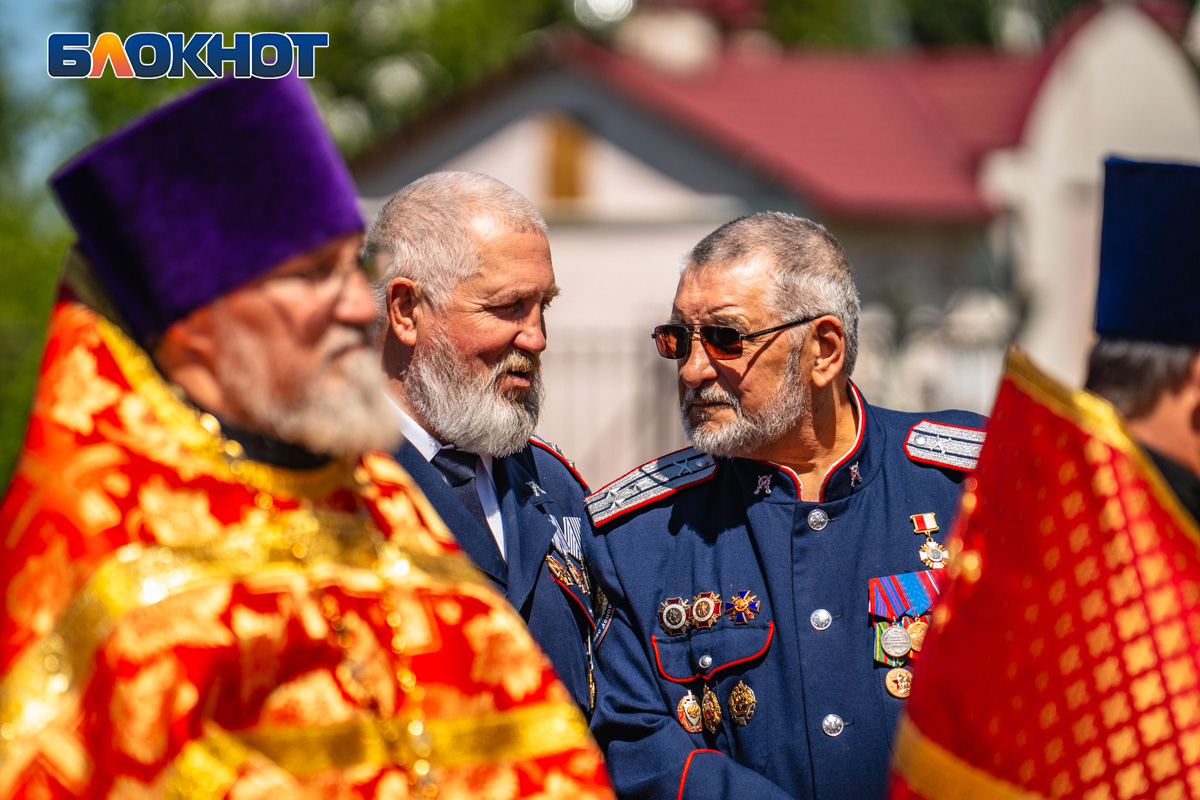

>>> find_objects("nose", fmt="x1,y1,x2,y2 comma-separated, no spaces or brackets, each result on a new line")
514,306,548,355
333,267,377,327
679,331,717,388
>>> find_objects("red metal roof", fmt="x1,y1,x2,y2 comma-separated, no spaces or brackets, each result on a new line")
562,37,1047,221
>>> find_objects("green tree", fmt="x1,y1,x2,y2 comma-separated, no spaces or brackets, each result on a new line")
900,0,993,46
0,0,567,490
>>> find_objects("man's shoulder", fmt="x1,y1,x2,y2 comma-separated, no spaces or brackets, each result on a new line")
871,404,987,473
584,447,718,529
524,435,590,494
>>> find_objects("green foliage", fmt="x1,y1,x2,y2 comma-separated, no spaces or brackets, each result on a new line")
69,0,565,154
767,0,902,48
900,0,993,46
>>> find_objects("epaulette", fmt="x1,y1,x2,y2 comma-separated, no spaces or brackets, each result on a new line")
904,420,985,472
530,435,589,492
585,447,716,526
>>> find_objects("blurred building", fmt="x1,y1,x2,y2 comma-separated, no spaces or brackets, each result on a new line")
353,0,1200,486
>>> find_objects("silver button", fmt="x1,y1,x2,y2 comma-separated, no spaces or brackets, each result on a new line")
807,509,829,531
810,609,832,630
699,655,713,669
822,714,844,737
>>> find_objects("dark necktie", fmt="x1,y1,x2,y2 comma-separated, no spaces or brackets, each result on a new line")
431,448,492,533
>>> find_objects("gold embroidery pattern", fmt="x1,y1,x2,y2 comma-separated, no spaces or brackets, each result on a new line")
158,700,588,800
0,508,488,759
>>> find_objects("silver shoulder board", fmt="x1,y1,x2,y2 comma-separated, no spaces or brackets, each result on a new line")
585,448,716,526
904,420,985,471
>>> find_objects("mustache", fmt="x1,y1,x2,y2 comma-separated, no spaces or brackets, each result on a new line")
493,349,540,379
682,382,740,411
322,325,370,360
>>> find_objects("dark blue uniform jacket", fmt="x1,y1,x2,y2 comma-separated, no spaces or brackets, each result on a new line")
585,386,985,800
394,437,596,711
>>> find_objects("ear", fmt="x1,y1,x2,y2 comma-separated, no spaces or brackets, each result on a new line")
151,305,228,413
809,316,846,389
155,305,217,369
387,277,422,347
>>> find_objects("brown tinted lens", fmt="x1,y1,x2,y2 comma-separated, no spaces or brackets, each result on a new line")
700,326,743,359
654,325,690,359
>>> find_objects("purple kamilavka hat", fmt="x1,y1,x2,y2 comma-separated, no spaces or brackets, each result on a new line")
51,75,364,341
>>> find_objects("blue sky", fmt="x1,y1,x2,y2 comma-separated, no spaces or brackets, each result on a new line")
2,0,89,191
2,0,78,94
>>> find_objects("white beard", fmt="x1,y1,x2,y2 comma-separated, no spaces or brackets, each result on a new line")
211,323,402,459
404,329,543,458
682,349,808,458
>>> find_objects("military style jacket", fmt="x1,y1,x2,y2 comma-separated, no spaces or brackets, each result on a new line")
585,385,984,800
394,439,597,712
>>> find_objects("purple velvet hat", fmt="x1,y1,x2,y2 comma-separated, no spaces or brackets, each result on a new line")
51,75,364,341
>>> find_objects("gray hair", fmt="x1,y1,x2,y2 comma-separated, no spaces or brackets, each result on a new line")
686,212,861,376
1085,338,1199,418
366,171,547,313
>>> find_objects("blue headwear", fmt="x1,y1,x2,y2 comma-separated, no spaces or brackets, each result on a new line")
1096,156,1200,344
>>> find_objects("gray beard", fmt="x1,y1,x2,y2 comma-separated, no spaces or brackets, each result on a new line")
211,323,402,459
404,331,542,458
682,349,808,458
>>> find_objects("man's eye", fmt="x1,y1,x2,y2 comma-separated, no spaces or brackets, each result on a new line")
298,263,337,282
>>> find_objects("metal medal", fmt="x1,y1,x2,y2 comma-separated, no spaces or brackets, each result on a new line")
677,690,703,732
919,539,949,569
880,624,913,659
691,592,721,629
701,685,722,733
728,681,757,726
885,667,914,698
658,597,691,636
545,554,573,585
724,590,761,624
906,620,930,652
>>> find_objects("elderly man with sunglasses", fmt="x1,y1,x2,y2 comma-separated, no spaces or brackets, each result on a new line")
583,212,985,800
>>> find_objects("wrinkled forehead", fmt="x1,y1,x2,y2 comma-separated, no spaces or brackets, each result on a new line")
673,257,774,320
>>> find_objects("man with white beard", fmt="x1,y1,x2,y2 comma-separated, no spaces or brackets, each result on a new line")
583,212,986,800
0,79,614,799
369,172,598,713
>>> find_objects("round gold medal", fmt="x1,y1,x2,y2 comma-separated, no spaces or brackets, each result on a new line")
906,620,929,652
885,667,913,699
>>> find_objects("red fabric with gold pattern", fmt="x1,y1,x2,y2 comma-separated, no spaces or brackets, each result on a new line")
0,301,613,800
890,349,1200,800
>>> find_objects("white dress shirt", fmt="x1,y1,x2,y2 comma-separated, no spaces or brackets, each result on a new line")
390,400,507,561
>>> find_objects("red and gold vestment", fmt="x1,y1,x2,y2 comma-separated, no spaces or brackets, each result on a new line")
0,301,613,800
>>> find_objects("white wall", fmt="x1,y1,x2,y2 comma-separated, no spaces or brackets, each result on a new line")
982,4,1200,386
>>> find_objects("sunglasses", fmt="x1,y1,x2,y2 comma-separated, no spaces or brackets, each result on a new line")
652,315,821,360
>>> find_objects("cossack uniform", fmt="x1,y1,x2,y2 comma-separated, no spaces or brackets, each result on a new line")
394,437,599,712
584,385,984,800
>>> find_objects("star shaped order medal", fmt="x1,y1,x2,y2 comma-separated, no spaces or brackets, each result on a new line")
911,512,947,569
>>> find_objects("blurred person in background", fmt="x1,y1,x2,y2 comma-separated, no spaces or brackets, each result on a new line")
368,171,599,715
1085,157,1200,525
584,212,984,800
889,156,1200,800
0,77,611,800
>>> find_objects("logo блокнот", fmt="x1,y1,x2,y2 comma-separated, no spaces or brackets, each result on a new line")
47,32,328,79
